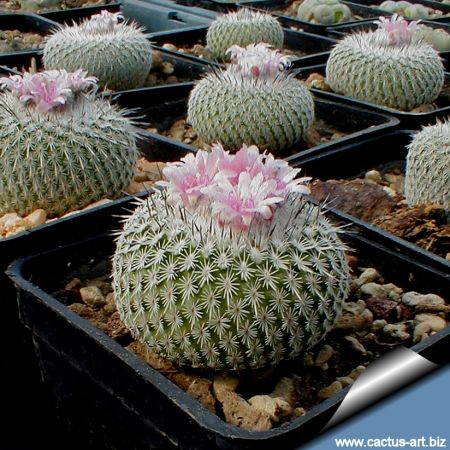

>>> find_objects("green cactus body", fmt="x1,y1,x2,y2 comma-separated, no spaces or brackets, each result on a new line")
206,9,284,60
43,12,153,91
379,1,430,18
297,0,354,24
0,93,139,217
188,73,314,151
112,194,350,370
405,122,450,209
326,20,445,111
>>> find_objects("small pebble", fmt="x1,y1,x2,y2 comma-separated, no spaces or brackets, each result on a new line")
336,376,354,387
355,268,380,286
372,319,388,331
315,344,334,365
344,335,367,355
79,285,106,309
382,186,397,198
364,170,383,184
402,292,445,308
318,381,342,400
348,365,366,380
413,313,447,343
383,323,411,341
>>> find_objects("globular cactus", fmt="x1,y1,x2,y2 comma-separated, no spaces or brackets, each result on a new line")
187,43,315,152
405,121,450,210
206,9,284,61
326,15,445,111
414,24,450,52
0,69,139,217
112,144,350,370
43,10,153,91
298,0,354,24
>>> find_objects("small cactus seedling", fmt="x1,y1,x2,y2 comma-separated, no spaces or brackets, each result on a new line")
405,121,450,210
43,10,153,91
206,9,284,61
0,69,139,217
297,0,354,24
187,43,315,152
326,15,444,110
112,144,350,370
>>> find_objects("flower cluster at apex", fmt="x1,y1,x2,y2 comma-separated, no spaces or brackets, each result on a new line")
158,143,311,231
227,43,292,79
0,69,97,113
85,10,125,34
374,14,418,46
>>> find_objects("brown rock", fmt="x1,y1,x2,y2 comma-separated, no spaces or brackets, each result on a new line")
365,296,399,321
309,179,396,221
106,311,130,340
187,379,215,413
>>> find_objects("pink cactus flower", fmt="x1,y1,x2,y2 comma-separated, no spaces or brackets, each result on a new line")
0,69,98,112
207,172,285,230
375,14,418,46
161,145,228,206
227,43,291,79
160,143,310,231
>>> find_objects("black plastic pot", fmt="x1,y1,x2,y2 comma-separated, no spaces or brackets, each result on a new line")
0,14,57,56
345,0,450,21
39,1,213,32
121,0,214,31
111,81,400,162
298,64,450,128
0,125,192,448
239,0,391,35
0,47,213,89
290,129,450,269
149,24,338,67
6,198,449,450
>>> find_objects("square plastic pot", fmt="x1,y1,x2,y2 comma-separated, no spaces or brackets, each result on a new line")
110,81,400,162
290,129,450,271
299,64,450,128
6,199,450,450
120,0,214,31
149,24,338,67
0,128,191,448
236,0,391,35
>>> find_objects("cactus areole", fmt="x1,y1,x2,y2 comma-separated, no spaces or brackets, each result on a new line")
326,15,445,111
0,70,139,217
43,11,153,91
112,145,350,370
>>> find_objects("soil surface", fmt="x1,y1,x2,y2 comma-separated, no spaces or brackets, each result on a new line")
0,30,45,53
309,164,450,260
58,256,449,431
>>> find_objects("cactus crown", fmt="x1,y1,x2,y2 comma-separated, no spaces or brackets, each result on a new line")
0,69,97,113
158,143,311,230
58,10,144,38
227,43,291,80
